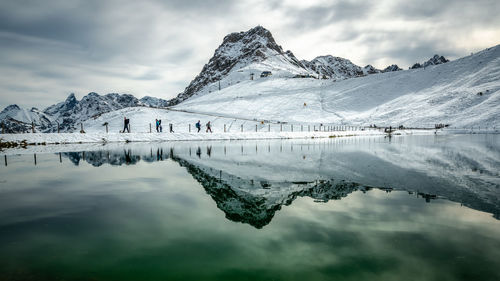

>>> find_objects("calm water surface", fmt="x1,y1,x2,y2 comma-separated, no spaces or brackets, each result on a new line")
0,135,499,281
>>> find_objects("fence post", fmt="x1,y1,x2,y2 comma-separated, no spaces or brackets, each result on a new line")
189,124,191,133
1,122,4,134
314,125,316,131
308,125,310,132
241,124,243,132
105,123,108,133
291,124,293,132
255,124,257,132
280,124,282,132
268,124,270,132
150,123,152,133
224,124,226,132
301,125,303,132
32,122,35,133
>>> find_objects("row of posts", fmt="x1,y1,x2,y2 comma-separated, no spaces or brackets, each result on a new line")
1,121,496,135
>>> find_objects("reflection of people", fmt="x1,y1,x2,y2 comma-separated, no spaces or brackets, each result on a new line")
157,148,163,161
196,147,201,158
124,149,131,164
207,146,212,157
123,117,130,133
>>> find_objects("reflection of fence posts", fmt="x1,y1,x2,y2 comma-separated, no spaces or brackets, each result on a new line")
102,122,108,133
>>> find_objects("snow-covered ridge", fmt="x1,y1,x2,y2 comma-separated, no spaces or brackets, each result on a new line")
0,92,169,133
175,45,500,128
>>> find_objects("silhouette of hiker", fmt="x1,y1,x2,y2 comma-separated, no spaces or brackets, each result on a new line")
123,117,130,133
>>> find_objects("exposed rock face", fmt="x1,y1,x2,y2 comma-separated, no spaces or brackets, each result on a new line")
423,55,449,67
363,64,381,75
382,64,403,72
410,62,423,69
410,54,449,69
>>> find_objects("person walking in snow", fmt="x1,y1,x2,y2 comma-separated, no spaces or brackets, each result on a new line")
158,119,162,132
196,120,201,133
155,119,159,132
123,117,130,133
169,123,174,133
206,121,212,133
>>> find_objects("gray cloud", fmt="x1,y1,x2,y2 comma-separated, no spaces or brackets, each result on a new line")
278,1,375,32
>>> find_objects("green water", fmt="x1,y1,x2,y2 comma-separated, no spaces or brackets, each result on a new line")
0,135,499,281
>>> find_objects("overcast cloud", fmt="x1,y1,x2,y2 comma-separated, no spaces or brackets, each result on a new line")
0,0,499,108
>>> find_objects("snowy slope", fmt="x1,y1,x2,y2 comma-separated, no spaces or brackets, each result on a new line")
174,45,500,127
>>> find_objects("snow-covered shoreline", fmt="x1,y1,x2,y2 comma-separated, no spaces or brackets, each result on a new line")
0,129,384,145
2,127,498,148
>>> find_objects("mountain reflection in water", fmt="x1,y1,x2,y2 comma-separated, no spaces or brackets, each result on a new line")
54,135,499,224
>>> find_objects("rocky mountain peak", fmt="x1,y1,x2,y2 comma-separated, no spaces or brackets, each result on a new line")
170,26,293,105
411,54,449,69
383,64,402,72
423,54,449,67
363,64,381,75
302,55,364,80
1,104,20,114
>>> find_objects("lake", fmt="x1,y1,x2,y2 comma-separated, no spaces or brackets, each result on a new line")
0,134,499,281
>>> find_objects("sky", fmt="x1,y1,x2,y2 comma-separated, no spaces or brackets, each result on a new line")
0,0,499,109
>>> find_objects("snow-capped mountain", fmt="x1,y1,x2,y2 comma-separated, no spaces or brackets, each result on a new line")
169,26,311,105
301,56,364,80
170,26,389,105
362,64,381,75
175,44,499,128
139,96,170,108
1,92,170,133
382,64,403,72
0,105,52,133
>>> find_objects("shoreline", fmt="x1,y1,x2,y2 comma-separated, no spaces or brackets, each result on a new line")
1,128,498,155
